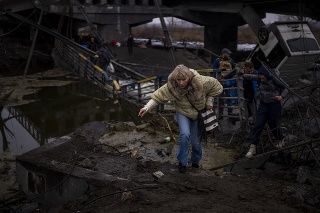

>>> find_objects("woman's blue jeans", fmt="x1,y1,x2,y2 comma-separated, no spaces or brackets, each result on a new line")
176,112,202,166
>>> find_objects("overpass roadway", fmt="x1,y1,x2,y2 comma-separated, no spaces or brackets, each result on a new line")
0,0,319,54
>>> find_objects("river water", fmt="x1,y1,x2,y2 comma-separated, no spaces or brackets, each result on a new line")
0,80,140,155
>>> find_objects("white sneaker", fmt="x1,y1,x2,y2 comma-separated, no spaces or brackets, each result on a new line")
275,138,286,149
246,144,256,158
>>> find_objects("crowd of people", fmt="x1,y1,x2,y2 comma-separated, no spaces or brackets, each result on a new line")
212,48,288,158
75,35,114,80
74,34,289,170
138,47,290,173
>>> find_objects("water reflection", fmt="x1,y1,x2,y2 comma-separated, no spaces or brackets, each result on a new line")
0,107,44,155
0,81,139,155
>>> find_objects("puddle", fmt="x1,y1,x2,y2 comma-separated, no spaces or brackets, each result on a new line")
0,81,141,155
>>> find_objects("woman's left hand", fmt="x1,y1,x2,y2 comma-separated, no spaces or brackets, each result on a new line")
206,105,213,110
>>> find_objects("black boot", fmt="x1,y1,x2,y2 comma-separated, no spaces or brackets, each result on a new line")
191,163,199,168
178,163,186,173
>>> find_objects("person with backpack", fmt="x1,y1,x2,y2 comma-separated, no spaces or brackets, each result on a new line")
213,48,235,77
212,48,237,116
240,65,289,158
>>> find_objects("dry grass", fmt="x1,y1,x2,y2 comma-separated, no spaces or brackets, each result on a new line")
132,25,204,42
132,25,257,43
132,24,320,44
238,25,258,44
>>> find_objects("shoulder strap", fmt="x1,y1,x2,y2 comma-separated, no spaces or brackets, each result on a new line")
186,95,199,112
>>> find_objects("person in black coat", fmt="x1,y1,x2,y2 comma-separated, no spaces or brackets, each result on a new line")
127,34,134,54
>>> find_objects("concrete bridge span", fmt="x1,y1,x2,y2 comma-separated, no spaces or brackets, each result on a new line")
45,2,174,44
1,0,319,54
34,0,257,52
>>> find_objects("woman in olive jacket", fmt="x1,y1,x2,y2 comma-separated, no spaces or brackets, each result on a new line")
138,64,223,173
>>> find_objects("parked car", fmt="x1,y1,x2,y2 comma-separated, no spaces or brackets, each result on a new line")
247,21,320,86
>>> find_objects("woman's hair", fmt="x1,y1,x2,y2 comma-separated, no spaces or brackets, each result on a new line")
167,64,203,101
170,64,194,80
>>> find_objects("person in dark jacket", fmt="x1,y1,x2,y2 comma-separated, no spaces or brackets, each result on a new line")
241,66,289,158
127,34,134,54
87,37,97,52
243,62,259,121
96,47,113,80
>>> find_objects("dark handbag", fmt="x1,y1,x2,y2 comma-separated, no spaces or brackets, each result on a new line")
200,108,218,132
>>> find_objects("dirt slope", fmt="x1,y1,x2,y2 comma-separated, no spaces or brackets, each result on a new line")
111,45,210,77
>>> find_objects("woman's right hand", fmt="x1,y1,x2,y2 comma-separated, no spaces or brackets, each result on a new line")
138,107,148,117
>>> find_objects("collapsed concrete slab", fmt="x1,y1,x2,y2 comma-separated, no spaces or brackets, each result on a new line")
15,121,139,205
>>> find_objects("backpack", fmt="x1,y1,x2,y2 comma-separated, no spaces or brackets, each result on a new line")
219,59,232,75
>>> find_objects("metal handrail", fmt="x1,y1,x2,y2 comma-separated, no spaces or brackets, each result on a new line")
54,38,246,123
120,74,169,104
54,39,121,94
119,68,246,123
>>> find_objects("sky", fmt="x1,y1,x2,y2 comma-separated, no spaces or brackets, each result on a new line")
264,13,279,23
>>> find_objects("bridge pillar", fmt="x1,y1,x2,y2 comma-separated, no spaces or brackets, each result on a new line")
141,0,149,6
99,24,131,44
203,14,238,56
178,11,241,58
113,0,122,5
128,0,135,5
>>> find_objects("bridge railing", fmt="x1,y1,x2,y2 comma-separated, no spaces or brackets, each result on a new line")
120,68,246,123
53,38,121,95
54,38,245,123
120,74,172,111
198,69,245,122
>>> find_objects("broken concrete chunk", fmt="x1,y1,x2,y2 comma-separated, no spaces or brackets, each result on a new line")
153,171,164,178
135,123,150,131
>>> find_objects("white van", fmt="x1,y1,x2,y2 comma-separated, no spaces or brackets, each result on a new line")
247,21,320,86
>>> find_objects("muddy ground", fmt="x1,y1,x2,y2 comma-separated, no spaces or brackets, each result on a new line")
1,45,320,212
11,119,320,213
